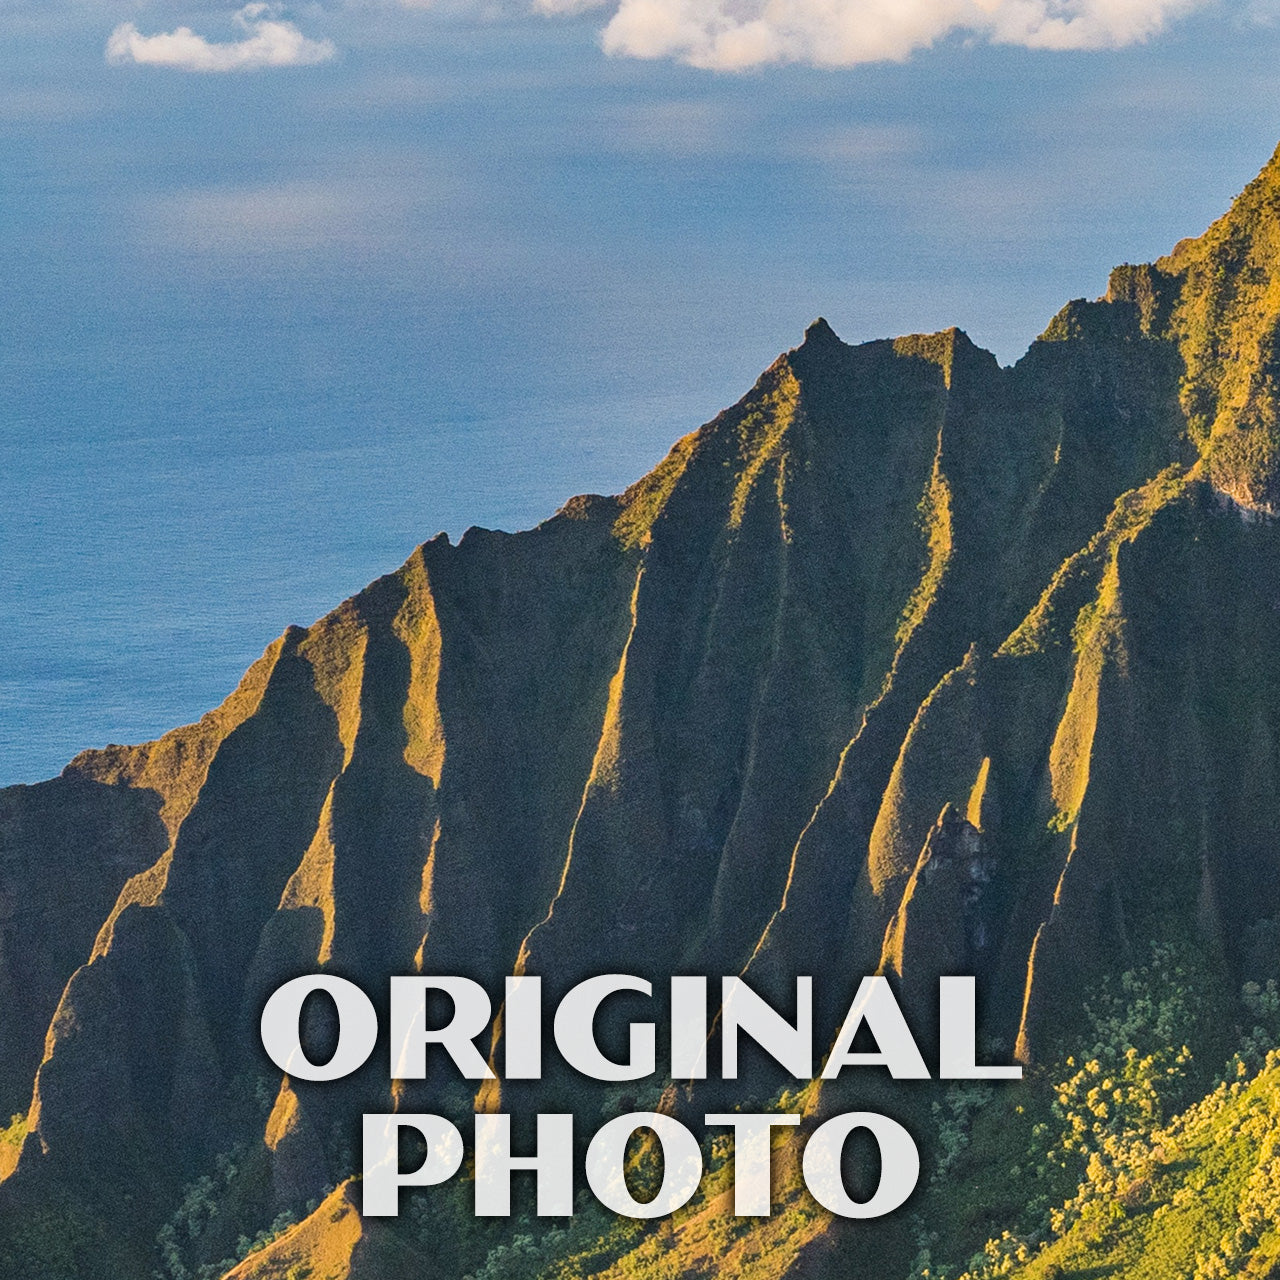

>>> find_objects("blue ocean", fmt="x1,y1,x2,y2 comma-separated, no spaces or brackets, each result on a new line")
1,9,1271,783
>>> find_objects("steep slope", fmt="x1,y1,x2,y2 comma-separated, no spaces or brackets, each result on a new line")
1008,1055,1280,1280
0,777,164,1126
1111,140,1280,512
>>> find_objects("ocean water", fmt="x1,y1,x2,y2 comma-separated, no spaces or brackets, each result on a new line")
0,252,733,782
3,10,1277,783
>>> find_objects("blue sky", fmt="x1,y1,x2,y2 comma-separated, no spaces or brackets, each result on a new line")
3,0,1280,782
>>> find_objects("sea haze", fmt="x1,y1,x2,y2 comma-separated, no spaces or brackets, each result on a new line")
2,5,1279,782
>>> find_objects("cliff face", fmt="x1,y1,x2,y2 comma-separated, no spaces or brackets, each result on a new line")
6,145,1280,1280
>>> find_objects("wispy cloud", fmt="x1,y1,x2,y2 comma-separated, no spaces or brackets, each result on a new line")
144,181,386,252
135,157,471,261
530,0,1211,70
106,4,336,73
0,86,102,123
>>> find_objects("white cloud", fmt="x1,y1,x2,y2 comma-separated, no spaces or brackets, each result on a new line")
106,4,336,72
561,0,1213,70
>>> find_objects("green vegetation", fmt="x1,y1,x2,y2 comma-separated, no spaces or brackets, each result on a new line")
895,455,953,650
0,1203,104,1280
10,139,1280,1280
897,947,1280,1280
433,948,1274,1280
156,1145,318,1280
1141,142,1280,508
458,1125,825,1280
0,1110,26,1162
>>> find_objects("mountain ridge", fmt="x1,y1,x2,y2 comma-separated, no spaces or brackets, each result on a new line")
5,142,1280,1280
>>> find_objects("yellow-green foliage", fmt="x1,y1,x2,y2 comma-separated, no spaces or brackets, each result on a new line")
463,1127,828,1280
896,452,953,649
727,367,800,532
868,648,981,897
1152,142,1280,506
893,329,964,387
1001,466,1187,659
393,552,446,784
613,432,699,550
936,956,1280,1280
0,1110,26,1181
899,943,1248,1280
1003,1054,1280,1280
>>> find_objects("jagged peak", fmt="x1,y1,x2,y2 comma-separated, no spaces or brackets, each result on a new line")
891,326,990,386
457,524,513,548
552,491,618,522
800,315,843,350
